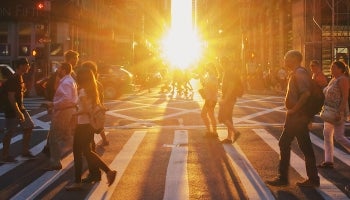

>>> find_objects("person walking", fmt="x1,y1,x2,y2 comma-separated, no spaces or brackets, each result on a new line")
218,58,241,143
65,67,116,190
200,63,219,138
317,61,350,169
79,61,109,183
1,58,35,162
309,60,328,88
43,62,78,170
266,50,320,187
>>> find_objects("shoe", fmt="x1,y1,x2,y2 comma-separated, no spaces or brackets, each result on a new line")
22,152,36,159
106,170,117,186
296,179,320,187
41,146,50,157
1,156,17,163
65,183,82,191
82,174,101,183
42,165,62,171
317,161,334,169
266,177,289,186
221,139,233,144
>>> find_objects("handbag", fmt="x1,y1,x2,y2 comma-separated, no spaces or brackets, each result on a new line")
320,105,339,124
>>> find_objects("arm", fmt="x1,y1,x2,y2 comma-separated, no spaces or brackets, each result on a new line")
288,90,310,115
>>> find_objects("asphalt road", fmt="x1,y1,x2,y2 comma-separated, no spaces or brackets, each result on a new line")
0,85,350,200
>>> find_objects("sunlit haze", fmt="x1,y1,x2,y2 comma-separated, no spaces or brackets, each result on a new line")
160,0,203,69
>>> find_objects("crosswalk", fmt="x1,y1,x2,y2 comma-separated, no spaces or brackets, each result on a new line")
0,97,47,120
0,126,350,199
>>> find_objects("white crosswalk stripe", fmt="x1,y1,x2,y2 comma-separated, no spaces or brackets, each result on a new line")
1,128,350,199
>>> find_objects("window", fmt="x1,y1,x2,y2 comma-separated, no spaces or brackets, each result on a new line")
0,23,9,56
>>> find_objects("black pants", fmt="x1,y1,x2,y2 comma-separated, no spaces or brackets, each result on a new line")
73,124,109,183
278,112,319,182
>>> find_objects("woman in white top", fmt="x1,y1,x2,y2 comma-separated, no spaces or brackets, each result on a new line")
66,67,116,190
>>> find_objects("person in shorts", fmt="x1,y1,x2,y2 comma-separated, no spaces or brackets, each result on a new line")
2,58,35,163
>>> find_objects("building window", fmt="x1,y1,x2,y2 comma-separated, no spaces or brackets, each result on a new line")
0,23,10,56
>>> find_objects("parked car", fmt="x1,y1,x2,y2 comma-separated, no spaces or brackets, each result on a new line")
98,64,134,99
34,64,134,100
0,64,15,112
0,64,15,87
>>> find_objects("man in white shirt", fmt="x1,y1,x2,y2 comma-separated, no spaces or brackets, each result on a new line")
44,62,78,170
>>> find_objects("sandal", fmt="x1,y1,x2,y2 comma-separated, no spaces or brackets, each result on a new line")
317,161,334,169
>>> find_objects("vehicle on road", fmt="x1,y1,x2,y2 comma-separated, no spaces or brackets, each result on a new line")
35,63,134,100
98,64,134,99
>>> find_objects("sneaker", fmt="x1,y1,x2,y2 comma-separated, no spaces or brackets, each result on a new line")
1,156,17,163
106,170,117,186
266,177,289,186
296,179,320,187
82,174,101,183
317,161,334,169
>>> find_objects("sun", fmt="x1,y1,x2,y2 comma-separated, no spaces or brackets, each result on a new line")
160,0,204,70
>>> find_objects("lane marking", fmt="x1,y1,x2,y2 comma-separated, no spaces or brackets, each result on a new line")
10,133,107,200
218,130,275,200
253,129,349,200
163,130,189,200
86,131,146,200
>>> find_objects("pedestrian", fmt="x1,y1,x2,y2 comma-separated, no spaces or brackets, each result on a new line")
64,50,80,72
43,62,78,170
309,60,328,88
218,58,241,143
276,67,287,91
317,61,350,169
80,61,109,183
65,67,116,190
200,63,219,138
1,58,35,162
266,50,320,187
41,50,80,156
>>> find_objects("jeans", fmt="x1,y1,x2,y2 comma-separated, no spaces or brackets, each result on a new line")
73,124,110,183
278,111,319,182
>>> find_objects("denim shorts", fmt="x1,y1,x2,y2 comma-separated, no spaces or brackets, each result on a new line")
5,110,34,131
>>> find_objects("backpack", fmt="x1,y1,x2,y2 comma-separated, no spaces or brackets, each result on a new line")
294,69,325,117
89,103,107,133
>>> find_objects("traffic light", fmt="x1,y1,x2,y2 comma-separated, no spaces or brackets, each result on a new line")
36,1,51,11
32,47,44,59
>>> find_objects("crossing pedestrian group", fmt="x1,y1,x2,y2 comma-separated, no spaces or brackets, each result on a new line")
1,48,350,194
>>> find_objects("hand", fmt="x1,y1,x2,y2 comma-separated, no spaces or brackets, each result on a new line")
17,112,25,122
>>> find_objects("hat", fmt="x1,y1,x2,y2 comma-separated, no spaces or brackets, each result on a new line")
16,58,29,67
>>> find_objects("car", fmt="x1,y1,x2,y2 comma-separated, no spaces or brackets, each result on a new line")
0,64,15,112
0,64,15,87
97,64,134,99
34,64,134,100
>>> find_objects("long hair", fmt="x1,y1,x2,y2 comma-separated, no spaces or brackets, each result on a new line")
76,67,100,104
